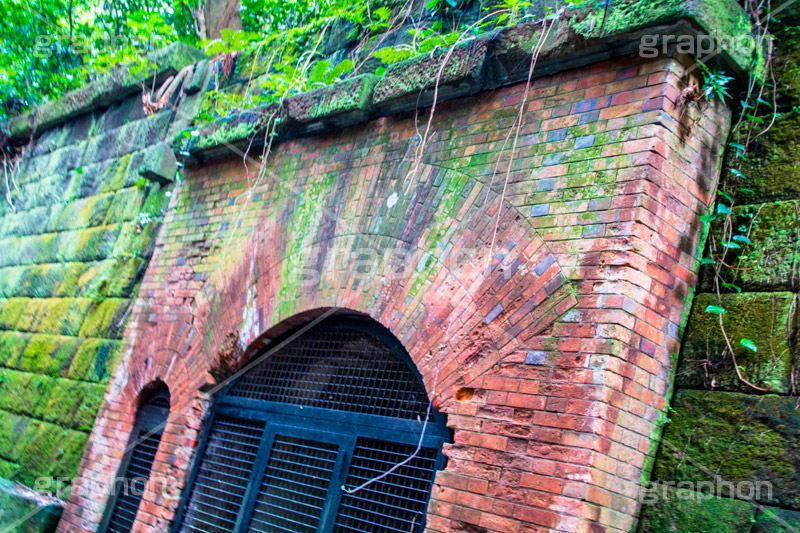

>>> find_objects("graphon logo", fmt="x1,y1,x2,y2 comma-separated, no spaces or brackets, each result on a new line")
638,32,758,60
639,480,773,504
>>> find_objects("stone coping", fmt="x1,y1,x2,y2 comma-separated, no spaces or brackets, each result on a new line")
8,42,205,140
175,0,760,162
10,0,759,159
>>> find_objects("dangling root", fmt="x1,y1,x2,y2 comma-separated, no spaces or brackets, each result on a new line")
142,65,193,115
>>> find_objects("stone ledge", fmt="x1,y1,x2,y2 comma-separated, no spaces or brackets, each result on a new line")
8,42,205,141
175,0,760,162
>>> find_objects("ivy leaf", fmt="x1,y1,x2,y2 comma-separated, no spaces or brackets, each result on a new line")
740,338,757,352
740,188,754,193
718,190,733,203
721,241,741,249
730,169,746,180
721,282,742,293
732,235,751,243
717,204,733,215
699,214,717,224
700,257,716,265
425,0,438,7
704,305,726,314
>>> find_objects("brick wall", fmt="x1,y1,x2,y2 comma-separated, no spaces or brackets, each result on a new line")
59,52,730,533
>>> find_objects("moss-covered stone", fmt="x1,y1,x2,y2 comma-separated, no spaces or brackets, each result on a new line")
0,411,29,462
286,74,377,125
654,389,800,509
8,42,204,140
16,299,92,337
637,484,756,532
0,299,31,330
676,292,797,393
135,142,178,184
373,38,487,113
16,421,88,485
702,201,800,292
753,506,800,533
730,113,800,202
0,332,30,367
66,339,116,382
77,299,129,339
569,0,758,76
15,335,81,376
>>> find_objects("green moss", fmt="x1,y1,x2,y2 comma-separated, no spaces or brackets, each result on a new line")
373,38,487,109
0,476,63,533
16,334,81,376
16,421,88,485
0,332,30,367
753,506,800,533
39,379,89,427
54,225,119,263
0,298,30,330
48,193,113,233
66,339,116,382
77,299,129,339
676,292,796,393
71,383,106,428
104,186,146,224
286,74,377,123
16,299,92,337
0,457,21,479
570,0,758,76
703,201,800,291
731,113,800,202
638,484,756,532
0,369,34,412
654,389,800,509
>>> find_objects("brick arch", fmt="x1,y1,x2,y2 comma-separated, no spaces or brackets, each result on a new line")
189,163,577,404
61,163,580,532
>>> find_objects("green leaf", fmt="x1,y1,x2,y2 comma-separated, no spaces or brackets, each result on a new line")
740,338,757,352
732,235,751,243
718,190,733,203
425,0,438,7
730,169,746,179
704,305,726,314
721,282,742,293
700,257,716,265
699,214,717,224
717,204,733,215
721,241,741,249
375,67,387,77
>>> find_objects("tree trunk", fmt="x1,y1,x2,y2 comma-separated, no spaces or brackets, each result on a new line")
204,0,242,39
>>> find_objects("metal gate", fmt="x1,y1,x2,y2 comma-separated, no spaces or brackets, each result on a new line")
174,319,449,533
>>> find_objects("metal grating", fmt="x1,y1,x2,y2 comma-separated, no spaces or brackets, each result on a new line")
248,435,339,533
106,431,162,533
228,327,431,420
177,416,265,533
334,438,439,533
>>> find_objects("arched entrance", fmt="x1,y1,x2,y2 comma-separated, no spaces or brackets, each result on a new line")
173,317,450,532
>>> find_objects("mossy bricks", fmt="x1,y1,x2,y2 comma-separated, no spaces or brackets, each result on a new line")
654,389,800,510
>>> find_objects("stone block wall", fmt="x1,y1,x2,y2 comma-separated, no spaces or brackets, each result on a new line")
0,46,206,504
58,51,731,533
638,23,800,532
